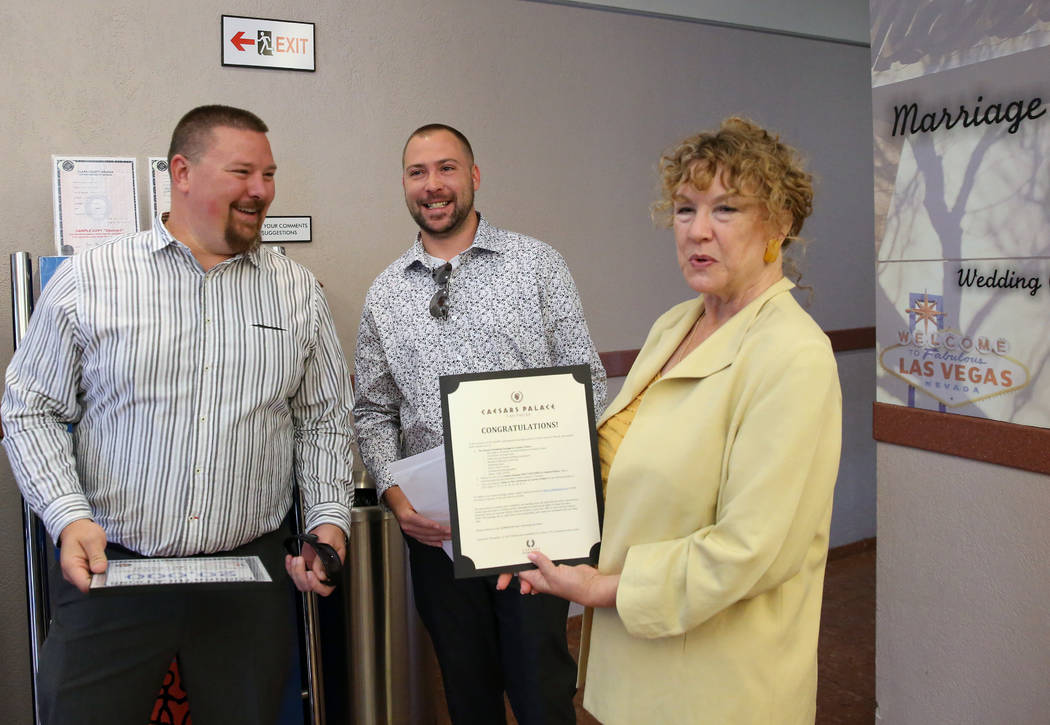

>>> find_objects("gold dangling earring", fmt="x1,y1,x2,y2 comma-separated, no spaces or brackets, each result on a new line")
763,238,781,264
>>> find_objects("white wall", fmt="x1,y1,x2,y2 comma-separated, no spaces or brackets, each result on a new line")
0,1,874,720
876,444,1050,723
831,349,877,546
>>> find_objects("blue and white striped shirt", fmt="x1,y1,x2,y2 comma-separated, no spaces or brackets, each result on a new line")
2,221,354,556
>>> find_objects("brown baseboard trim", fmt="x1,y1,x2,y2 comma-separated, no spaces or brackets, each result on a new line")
826,326,875,352
828,536,876,561
873,402,1050,475
599,327,875,378
598,349,639,378
348,329,876,383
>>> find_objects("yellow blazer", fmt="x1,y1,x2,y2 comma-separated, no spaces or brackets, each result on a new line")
582,278,842,724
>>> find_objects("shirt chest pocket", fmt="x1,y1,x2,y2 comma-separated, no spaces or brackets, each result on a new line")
230,322,310,398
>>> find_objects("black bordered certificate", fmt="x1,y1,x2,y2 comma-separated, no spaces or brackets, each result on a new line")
440,365,603,579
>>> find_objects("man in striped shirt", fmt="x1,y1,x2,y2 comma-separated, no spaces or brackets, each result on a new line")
2,105,354,724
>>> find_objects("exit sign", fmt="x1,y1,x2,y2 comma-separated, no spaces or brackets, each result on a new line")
221,15,315,72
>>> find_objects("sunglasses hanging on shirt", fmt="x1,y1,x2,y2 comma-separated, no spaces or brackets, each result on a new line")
430,262,452,319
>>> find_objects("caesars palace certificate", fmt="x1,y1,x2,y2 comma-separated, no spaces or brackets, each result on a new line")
440,365,603,578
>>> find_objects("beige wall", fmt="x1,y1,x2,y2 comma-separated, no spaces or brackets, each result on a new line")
0,1,874,720
876,444,1050,723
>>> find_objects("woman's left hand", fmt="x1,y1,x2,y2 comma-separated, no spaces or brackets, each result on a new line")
495,551,619,608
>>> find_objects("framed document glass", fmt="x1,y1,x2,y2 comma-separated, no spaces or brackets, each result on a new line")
148,157,172,223
440,365,603,578
89,555,273,594
52,156,139,255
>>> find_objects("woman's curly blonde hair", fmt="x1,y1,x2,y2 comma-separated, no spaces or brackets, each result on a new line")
653,118,814,262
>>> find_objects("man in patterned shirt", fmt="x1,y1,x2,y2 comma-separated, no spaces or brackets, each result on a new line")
2,105,354,724
353,124,606,725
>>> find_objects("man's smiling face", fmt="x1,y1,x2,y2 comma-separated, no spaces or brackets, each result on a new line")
181,126,276,256
402,129,479,239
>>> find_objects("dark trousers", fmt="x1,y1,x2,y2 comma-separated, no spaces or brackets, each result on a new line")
405,535,577,725
37,527,294,725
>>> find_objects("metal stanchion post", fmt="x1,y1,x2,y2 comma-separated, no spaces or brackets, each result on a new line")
350,500,385,723
294,489,326,725
10,252,49,725
340,470,434,725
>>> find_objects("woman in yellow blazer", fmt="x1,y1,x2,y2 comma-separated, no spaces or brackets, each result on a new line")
502,118,842,724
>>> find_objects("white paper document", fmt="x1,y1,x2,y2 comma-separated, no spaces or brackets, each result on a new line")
148,157,171,223
90,555,272,589
440,366,603,578
388,445,454,559
52,156,139,255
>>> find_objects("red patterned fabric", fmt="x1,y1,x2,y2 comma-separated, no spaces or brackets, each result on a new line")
149,659,191,724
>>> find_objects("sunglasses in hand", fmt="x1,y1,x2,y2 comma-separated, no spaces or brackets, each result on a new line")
283,532,342,586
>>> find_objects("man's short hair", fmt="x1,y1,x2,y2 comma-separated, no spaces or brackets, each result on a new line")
402,123,474,167
167,105,269,165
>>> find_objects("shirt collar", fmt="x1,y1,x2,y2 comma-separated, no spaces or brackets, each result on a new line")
402,212,504,271
151,214,262,268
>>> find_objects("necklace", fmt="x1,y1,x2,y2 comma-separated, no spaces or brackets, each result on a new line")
663,312,705,374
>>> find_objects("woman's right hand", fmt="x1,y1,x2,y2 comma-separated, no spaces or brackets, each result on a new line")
511,551,620,608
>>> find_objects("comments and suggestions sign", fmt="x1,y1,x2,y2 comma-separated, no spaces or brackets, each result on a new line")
261,216,311,243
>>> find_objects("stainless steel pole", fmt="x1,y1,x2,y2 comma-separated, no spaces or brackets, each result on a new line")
10,252,48,725
11,253,33,343
295,490,326,725
268,241,326,725
349,503,383,724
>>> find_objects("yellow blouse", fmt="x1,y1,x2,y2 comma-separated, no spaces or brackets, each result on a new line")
596,375,660,496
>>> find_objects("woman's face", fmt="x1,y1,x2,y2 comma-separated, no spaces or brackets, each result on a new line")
672,170,783,306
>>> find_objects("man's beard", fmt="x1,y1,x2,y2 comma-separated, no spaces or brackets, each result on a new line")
409,188,474,237
225,210,264,253
225,227,262,253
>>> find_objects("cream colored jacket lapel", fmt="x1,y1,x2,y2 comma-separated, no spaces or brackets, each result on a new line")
599,277,796,425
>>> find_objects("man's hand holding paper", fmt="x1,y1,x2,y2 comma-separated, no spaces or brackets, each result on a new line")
386,445,454,556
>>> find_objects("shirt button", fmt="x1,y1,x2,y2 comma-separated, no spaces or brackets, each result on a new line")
199,415,206,422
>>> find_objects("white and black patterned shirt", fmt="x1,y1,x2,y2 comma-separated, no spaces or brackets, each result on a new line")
2,221,354,556
353,214,607,499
